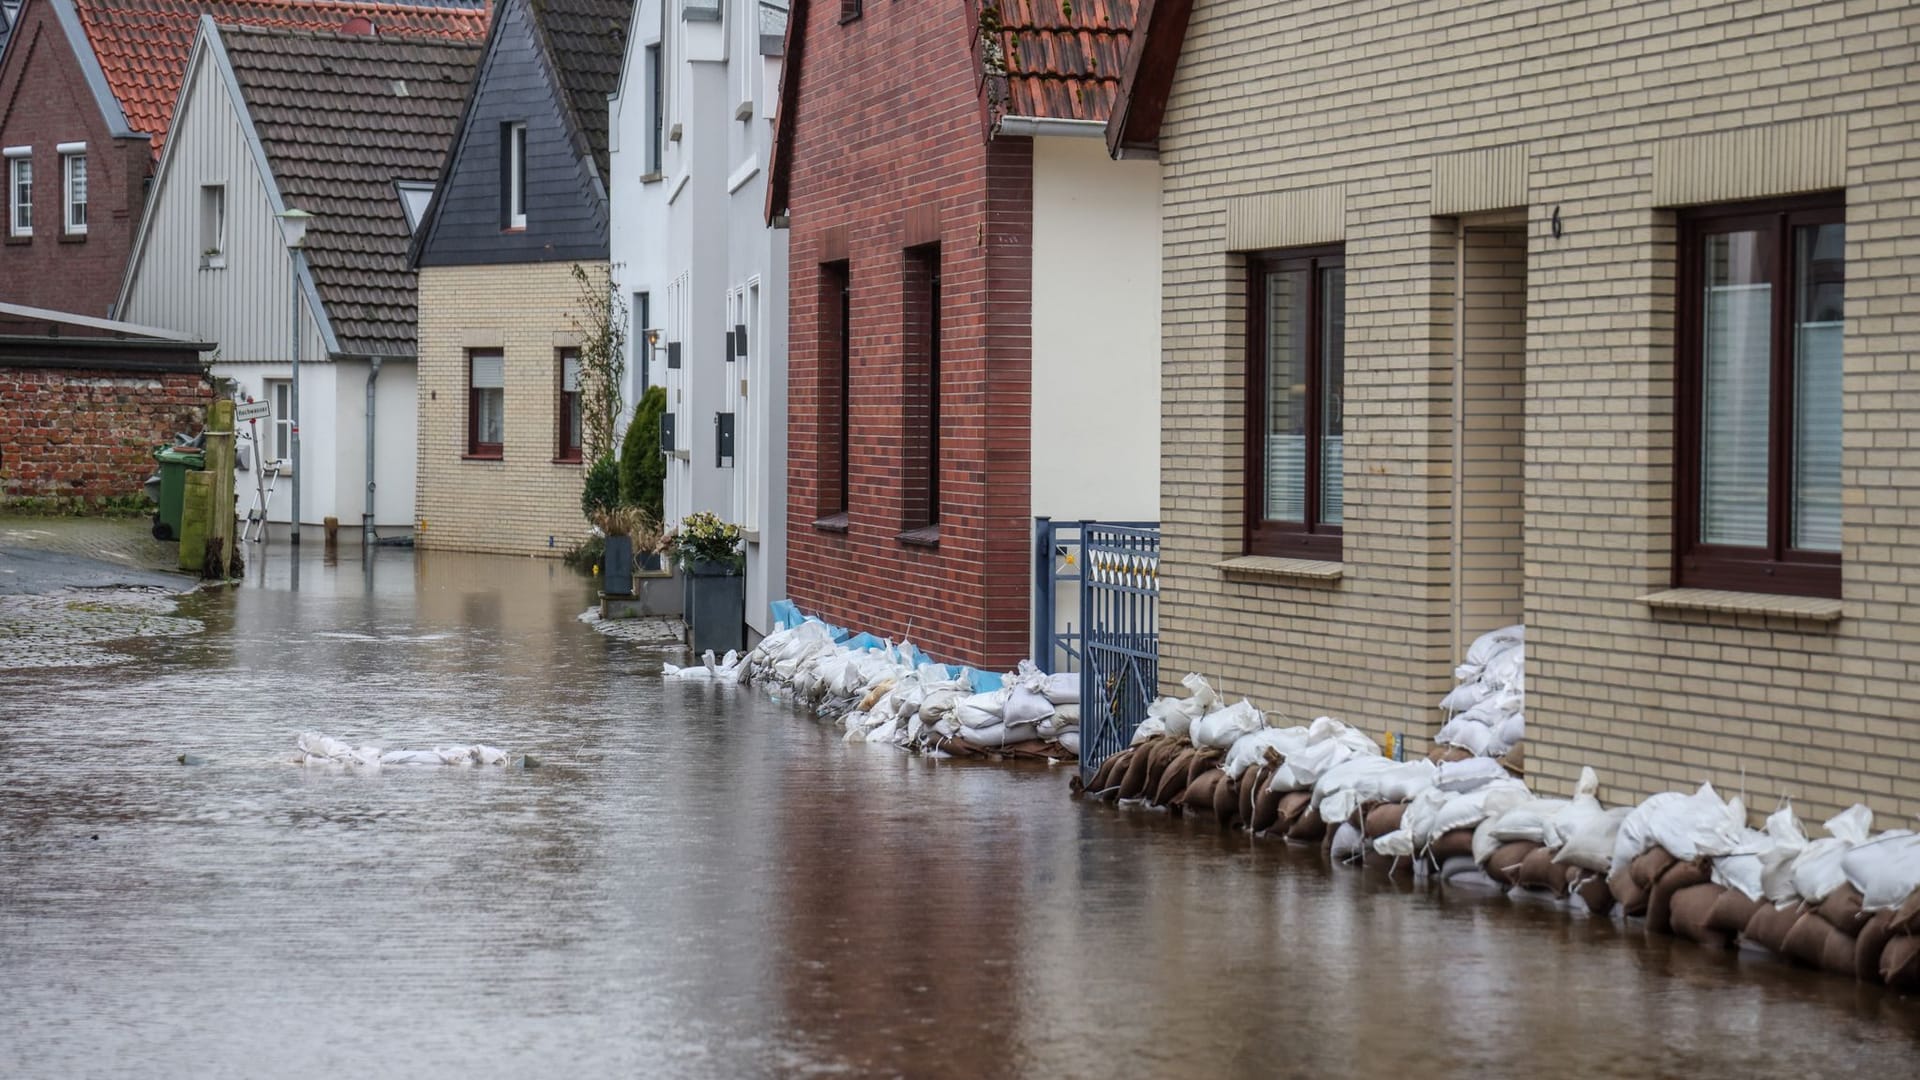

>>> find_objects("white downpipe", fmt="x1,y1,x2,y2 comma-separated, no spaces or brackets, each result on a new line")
995,116,1106,139
364,356,382,548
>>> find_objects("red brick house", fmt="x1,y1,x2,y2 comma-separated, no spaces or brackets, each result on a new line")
768,1,1160,669
0,0,486,316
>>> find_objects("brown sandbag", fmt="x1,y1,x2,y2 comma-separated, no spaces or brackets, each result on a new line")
1239,764,1267,829
1286,802,1327,844
1783,910,1855,973
1629,846,1678,891
1742,902,1803,956
1429,828,1475,864
1363,801,1406,840
1213,771,1241,828
1880,933,1920,991
1182,769,1224,815
1668,883,1731,948
1276,790,1312,832
1855,909,1897,985
1484,841,1542,887
1440,745,1474,763
1090,749,1129,793
1573,872,1616,916
1816,883,1866,936
1645,858,1711,937
1608,869,1649,918
1516,844,1572,896
1185,748,1224,788
1706,888,1762,936
1250,783,1284,835
1116,741,1156,800
1152,747,1200,806
1891,888,1920,935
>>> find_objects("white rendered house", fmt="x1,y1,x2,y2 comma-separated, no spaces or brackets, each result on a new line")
609,0,788,637
117,18,478,540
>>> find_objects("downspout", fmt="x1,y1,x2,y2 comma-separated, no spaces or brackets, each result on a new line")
994,116,1107,139
364,356,382,547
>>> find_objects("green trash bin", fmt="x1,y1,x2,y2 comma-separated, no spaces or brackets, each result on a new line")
151,445,206,541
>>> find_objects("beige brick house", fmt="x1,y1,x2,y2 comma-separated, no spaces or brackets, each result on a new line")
409,0,631,555
1110,0,1920,822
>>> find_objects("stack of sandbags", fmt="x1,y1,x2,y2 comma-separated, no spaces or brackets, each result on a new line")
663,648,748,683
1433,624,1525,767
1466,766,1614,908
1371,757,1531,883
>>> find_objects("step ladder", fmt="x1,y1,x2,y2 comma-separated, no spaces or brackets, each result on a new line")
243,457,285,544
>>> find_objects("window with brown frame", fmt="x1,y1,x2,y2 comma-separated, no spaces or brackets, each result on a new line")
557,347,582,462
818,260,851,522
468,349,504,458
901,244,940,534
1674,195,1843,598
1245,247,1345,558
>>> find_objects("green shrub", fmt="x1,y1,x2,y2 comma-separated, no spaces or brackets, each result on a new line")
563,533,605,571
619,385,667,520
581,454,621,520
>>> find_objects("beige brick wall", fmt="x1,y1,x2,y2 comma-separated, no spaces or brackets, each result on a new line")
1158,0,1920,823
415,263,595,557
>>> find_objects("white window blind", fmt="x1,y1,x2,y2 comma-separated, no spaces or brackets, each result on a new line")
470,353,505,389
561,353,580,393
1791,221,1845,553
1699,234,1772,549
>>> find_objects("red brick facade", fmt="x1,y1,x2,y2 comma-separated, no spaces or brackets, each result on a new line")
0,364,208,500
0,2,154,316
782,2,1035,669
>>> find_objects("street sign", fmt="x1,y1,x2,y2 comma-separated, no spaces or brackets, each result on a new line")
235,400,271,424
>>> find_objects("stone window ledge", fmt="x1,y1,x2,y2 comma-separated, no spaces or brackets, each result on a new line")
1216,555,1344,582
1637,588,1843,623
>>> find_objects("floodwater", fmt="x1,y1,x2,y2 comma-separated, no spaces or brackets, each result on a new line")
2,549,1917,1079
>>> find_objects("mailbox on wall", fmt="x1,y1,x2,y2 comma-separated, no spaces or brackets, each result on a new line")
715,412,735,468
734,324,747,359
667,341,681,369
660,412,676,453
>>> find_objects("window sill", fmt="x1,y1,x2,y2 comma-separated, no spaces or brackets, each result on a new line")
4,234,29,245
741,529,760,544
59,231,86,244
200,257,225,270
670,449,690,462
552,455,583,465
812,513,849,534
461,452,504,463
1638,588,1843,623
896,525,940,548
1217,555,1344,582
638,171,664,184
733,100,753,122
501,226,526,234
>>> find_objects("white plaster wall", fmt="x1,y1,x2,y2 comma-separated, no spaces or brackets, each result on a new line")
213,359,338,527
1030,137,1162,524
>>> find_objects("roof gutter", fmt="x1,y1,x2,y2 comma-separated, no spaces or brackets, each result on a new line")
995,116,1106,139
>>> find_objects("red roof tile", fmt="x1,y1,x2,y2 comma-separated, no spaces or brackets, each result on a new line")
70,0,488,158
986,0,1134,124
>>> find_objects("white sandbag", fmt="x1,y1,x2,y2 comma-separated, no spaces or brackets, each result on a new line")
1481,643,1525,691
1490,713,1526,756
1466,624,1525,667
1439,680,1495,714
1129,716,1168,745
1191,698,1265,750
1311,756,1405,818
1443,719,1494,757
1056,729,1081,756
1486,798,1574,849
1040,671,1080,705
1268,737,1368,793
961,721,1043,748
1608,790,1689,876
954,688,1012,729
1435,756,1510,794
1842,832,1920,910
1791,804,1875,904
1371,759,1439,804
1054,703,1081,724
1428,779,1533,841
1759,803,1811,905
1305,715,1380,756
1373,829,1416,858
1003,687,1056,728
1330,821,1366,862
1554,805,1632,873
1144,672,1220,741
1402,786,1451,851
1642,783,1748,864
864,717,901,744
1221,726,1311,780
919,688,963,724
1036,713,1073,738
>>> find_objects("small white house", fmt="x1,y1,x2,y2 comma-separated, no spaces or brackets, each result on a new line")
117,17,482,540
609,0,788,637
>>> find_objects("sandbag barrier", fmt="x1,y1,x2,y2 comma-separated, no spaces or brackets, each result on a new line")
663,620,1084,761
1070,636,1920,995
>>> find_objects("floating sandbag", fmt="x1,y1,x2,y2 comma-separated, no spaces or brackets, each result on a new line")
294,731,512,768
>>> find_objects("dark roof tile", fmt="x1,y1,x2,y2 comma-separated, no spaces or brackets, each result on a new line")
987,0,1134,124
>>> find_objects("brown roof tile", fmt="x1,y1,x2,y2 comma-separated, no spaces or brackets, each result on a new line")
987,0,1134,123
221,22,480,356
72,0,489,158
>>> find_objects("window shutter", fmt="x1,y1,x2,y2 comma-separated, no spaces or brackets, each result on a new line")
1699,280,1772,547
470,353,505,389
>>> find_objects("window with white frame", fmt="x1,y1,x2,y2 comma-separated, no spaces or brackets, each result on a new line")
266,379,293,467
200,185,225,264
645,43,664,175
6,147,30,238
503,122,527,229
59,145,86,235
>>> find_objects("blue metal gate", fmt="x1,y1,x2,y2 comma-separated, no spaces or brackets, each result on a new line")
1077,522,1159,782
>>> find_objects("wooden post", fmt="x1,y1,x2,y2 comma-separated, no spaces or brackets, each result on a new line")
323,516,339,552
179,472,212,573
203,399,237,577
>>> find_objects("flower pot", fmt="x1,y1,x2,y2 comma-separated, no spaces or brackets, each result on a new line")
638,551,664,574
687,559,744,654
602,535,635,598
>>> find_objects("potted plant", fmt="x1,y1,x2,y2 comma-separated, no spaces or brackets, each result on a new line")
631,511,667,574
668,511,745,654
592,505,651,599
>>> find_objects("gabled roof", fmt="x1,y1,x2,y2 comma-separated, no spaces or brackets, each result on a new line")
221,22,479,356
768,0,1140,223
68,0,488,157
985,0,1134,124
520,0,630,183
1102,0,1189,157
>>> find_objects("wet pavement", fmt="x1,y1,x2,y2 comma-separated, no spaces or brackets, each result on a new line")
2,546,1917,1079
0,515,196,595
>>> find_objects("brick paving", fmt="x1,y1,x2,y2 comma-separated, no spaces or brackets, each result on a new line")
576,608,685,647
0,514,196,595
